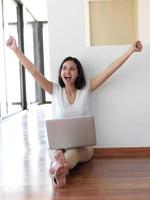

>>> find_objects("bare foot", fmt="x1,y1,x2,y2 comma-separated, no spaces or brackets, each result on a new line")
49,150,65,175
53,164,69,188
49,151,69,188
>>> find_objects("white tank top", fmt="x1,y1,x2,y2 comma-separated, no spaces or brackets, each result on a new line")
51,81,91,118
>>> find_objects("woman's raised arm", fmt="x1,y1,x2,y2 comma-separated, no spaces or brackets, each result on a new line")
90,40,143,92
6,36,53,94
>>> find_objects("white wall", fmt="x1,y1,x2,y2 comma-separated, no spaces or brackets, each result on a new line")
47,0,150,147
138,0,150,44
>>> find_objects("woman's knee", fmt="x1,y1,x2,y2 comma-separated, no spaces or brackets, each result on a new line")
79,146,94,162
85,146,94,160
64,149,80,169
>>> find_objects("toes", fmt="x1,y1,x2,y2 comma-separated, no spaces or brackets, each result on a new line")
50,150,67,177
50,160,64,176
56,165,69,178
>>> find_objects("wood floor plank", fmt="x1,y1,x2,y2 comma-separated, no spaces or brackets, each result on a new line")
0,105,150,200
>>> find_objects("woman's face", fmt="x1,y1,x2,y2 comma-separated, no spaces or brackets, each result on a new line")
61,60,78,86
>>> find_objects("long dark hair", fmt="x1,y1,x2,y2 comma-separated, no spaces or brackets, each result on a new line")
58,57,86,89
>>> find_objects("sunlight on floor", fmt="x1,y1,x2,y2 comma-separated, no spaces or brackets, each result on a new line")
0,105,52,189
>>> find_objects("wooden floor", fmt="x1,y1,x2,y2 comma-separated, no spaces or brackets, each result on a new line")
0,105,150,200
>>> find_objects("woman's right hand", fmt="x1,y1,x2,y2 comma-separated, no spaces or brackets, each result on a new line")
6,36,18,51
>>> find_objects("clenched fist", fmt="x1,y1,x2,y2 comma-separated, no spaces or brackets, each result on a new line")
6,36,18,51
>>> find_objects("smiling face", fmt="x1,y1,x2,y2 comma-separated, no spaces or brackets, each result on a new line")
58,57,86,89
60,60,78,86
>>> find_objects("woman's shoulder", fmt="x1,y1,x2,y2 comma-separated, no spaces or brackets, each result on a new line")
52,82,62,96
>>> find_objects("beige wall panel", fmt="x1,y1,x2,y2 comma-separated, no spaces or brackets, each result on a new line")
89,0,138,45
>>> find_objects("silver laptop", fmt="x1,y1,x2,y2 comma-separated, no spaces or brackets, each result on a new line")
45,115,97,150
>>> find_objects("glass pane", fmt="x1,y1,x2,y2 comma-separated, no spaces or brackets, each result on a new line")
3,0,22,115
0,1,7,117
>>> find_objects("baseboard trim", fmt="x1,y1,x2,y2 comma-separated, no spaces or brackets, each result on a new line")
93,147,150,158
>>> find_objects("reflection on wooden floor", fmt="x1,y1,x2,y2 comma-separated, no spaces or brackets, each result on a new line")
0,105,53,199
1,104,150,200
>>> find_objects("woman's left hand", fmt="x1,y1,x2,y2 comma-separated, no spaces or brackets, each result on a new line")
132,40,143,52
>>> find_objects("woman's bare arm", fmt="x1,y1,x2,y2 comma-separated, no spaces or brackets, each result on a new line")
6,36,53,94
90,41,143,92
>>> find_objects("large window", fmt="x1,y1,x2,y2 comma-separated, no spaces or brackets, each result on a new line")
1,0,23,117
0,0,6,117
0,0,50,119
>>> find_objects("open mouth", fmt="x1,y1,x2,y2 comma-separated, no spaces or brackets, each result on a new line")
64,76,71,81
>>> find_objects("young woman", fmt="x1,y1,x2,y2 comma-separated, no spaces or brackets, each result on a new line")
6,36,142,188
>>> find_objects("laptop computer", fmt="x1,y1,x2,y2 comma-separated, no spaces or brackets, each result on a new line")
45,115,97,150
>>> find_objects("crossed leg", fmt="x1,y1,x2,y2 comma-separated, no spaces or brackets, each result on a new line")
49,146,93,188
